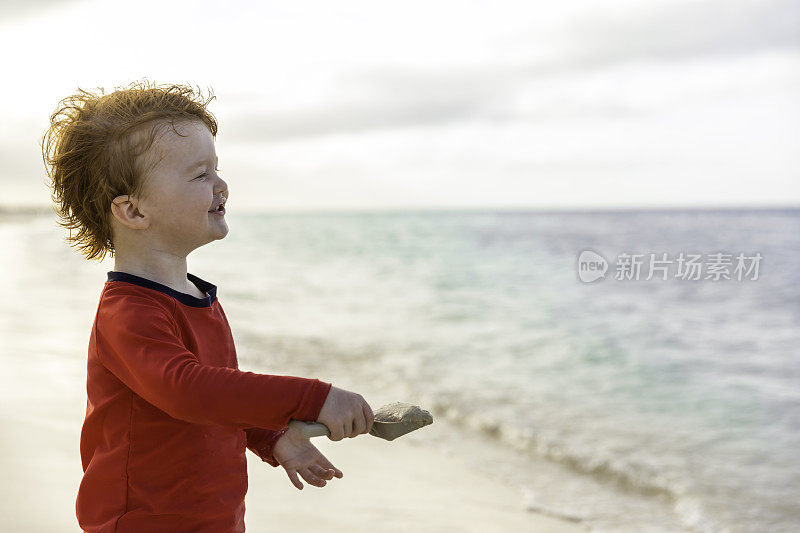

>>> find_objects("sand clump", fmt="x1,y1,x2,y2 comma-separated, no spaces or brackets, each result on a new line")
374,402,433,427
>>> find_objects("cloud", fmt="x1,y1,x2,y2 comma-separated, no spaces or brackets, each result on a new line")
220,0,799,143
0,0,82,27
222,66,504,141
223,98,470,141
556,0,800,67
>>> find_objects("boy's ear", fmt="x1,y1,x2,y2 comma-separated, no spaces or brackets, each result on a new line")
111,194,150,230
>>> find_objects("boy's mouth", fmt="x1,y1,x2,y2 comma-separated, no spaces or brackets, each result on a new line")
208,203,226,215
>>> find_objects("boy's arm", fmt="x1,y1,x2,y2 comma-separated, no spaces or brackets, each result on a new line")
95,294,332,430
245,427,289,467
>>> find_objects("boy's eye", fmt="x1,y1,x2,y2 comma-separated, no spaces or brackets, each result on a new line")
195,168,221,180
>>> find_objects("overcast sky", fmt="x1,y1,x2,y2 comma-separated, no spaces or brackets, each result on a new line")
1,0,798,212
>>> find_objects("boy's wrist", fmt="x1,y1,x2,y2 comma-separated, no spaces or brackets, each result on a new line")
261,427,289,467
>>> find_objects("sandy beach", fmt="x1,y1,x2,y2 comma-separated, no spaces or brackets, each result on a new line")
245,422,584,532
0,350,583,532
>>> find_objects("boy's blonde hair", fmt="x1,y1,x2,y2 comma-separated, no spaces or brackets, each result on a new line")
41,79,218,261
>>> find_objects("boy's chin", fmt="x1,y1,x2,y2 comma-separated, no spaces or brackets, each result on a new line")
209,229,229,241
213,226,229,240
195,226,229,248
208,219,229,236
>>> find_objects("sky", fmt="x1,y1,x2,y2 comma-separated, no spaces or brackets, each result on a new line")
1,0,798,212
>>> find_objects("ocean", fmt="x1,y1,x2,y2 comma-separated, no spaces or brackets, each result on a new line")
2,207,798,532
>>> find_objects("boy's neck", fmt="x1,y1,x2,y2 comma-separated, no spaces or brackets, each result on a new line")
112,254,194,295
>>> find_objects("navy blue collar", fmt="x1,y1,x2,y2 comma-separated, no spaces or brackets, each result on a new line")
106,271,218,308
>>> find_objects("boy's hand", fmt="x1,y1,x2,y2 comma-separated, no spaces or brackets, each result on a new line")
273,425,343,490
316,385,374,441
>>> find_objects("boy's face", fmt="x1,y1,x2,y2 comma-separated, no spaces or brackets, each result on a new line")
133,119,229,254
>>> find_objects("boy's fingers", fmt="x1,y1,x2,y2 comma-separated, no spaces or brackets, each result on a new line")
310,465,334,479
363,403,374,433
329,425,344,441
300,468,326,487
285,468,303,490
318,458,343,478
353,414,366,436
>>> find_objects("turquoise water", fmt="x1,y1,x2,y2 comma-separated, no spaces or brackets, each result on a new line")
2,208,798,532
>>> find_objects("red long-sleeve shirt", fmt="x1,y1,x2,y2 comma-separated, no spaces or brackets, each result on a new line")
77,271,332,532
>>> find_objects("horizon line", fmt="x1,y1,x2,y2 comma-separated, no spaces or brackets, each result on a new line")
2,203,799,217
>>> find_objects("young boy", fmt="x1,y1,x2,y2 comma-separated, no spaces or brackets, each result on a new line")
42,81,374,532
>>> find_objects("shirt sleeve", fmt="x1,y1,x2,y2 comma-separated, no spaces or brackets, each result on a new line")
95,293,332,430
245,427,289,467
